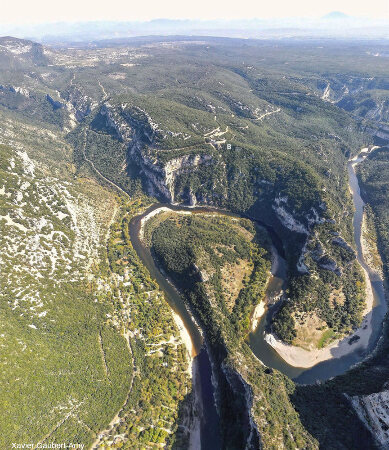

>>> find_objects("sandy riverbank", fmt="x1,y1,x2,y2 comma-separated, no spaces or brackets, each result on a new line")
171,312,202,449
139,206,202,447
265,147,380,369
361,213,384,279
251,302,266,332
265,275,373,369
350,146,380,163
172,311,196,362
251,245,283,333
265,265,374,368
139,206,192,241
139,205,234,241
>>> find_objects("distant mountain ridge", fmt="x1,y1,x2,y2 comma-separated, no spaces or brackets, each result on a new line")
0,13,387,43
0,36,47,66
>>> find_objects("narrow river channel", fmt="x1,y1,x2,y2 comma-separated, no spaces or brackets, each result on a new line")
129,209,222,450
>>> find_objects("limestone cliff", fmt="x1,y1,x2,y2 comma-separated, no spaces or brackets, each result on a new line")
348,389,389,448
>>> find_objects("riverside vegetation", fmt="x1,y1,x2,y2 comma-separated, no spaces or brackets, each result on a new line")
95,197,192,448
358,147,389,282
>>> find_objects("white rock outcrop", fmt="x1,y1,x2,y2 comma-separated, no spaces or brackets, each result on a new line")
349,389,389,448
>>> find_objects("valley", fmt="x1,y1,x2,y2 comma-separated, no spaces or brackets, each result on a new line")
0,34,388,449
130,144,387,386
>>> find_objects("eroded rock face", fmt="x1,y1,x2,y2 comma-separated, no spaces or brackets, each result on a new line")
9,86,30,97
271,194,353,275
272,195,327,236
221,363,261,450
163,154,214,201
366,126,389,142
61,85,95,121
319,76,389,142
349,389,389,448
317,255,342,275
192,263,209,282
273,202,309,234
96,103,215,202
46,94,63,110
0,36,48,65
332,236,356,256
99,103,133,141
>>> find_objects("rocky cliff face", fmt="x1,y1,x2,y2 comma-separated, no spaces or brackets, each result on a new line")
365,125,389,142
221,363,261,449
0,36,48,66
319,76,389,141
61,85,96,122
96,103,215,202
0,81,94,131
349,388,389,448
272,195,326,235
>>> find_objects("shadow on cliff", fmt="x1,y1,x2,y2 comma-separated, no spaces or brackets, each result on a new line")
289,318,389,450
170,343,262,450
170,349,222,450
290,383,377,449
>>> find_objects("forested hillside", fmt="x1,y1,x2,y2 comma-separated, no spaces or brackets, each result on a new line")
358,147,389,281
0,37,192,449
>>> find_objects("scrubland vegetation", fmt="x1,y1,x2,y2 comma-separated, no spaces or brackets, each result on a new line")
94,198,192,448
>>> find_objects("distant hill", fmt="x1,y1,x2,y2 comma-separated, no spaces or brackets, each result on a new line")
322,11,350,19
0,36,47,66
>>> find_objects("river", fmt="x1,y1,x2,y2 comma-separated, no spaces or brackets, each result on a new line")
129,146,387,444
129,208,222,450
250,147,387,383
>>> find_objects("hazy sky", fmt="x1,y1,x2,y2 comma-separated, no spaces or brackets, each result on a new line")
1,0,388,24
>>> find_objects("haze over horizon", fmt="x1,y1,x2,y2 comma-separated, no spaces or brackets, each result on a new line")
0,0,388,25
